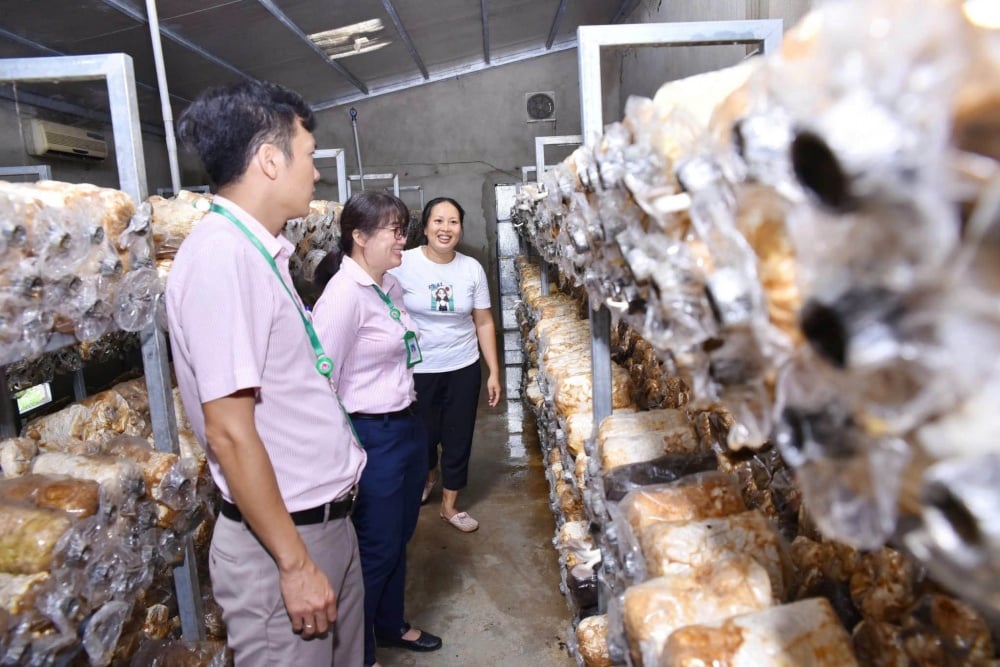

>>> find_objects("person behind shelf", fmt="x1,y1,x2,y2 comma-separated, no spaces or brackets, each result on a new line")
389,196,501,534
166,80,366,666
312,191,443,667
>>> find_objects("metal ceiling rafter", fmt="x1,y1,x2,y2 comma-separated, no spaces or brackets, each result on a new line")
480,0,490,64
0,26,190,105
546,0,568,49
611,0,641,24
98,0,254,81
312,36,577,110
256,0,368,94
380,0,429,79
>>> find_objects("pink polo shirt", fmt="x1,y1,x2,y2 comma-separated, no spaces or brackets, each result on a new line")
312,256,418,414
166,196,366,512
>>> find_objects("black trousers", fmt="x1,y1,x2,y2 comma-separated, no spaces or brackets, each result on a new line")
413,360,482,491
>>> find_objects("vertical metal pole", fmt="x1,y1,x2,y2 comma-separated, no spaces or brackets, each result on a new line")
72,368,87,401
577,27,613,428
104,54,148,202
145,0,181,194
349,107,365,191
0,368,19,438
535,138,550,296
336,150,347,203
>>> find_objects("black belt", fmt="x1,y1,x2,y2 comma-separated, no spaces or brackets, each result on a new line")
349,405,414,421
220,488,357,526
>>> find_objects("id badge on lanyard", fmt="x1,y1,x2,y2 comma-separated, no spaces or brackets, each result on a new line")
404,330,422,368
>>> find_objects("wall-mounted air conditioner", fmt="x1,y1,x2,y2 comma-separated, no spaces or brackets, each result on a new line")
25,119,108,160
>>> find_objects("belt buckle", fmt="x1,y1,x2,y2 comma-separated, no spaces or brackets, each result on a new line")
345,485,359,517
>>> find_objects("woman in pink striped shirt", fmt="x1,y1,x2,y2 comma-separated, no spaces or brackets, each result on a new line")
312,192,442,667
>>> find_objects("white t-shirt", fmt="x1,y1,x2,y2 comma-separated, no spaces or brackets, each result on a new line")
390,247,491,373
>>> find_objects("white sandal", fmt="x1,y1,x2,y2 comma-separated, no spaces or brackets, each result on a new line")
441,511,479,533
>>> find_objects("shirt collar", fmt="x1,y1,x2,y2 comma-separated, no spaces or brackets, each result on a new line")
212,194,295,258
342,256,399,291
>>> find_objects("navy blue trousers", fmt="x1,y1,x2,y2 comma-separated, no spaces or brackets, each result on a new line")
413,360,482,490
349,413,427,667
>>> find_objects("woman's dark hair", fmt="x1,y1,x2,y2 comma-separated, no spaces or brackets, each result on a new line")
177,80,315,188
314,192,409,289
421,197,465,229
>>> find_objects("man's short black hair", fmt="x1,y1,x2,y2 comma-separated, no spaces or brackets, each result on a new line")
177,80,316,188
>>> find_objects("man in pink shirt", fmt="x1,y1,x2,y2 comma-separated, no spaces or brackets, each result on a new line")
167,80,366,666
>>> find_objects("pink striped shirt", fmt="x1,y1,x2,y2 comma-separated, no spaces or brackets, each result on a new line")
312,256,418,413
166,196,366,512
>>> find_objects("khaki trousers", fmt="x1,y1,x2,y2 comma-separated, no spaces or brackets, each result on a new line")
210,514,364,666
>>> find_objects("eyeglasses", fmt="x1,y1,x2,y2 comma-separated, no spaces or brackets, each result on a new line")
378,224,406,239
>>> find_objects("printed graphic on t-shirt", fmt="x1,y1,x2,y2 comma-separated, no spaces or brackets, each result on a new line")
429,283,454,312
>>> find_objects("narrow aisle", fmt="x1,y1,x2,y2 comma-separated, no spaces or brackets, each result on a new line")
380,393,575,666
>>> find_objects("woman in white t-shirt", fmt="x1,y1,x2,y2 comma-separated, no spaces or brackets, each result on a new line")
389,197,501,532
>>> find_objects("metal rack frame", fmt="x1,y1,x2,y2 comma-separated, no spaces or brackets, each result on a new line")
313,148,348,203
0,53,204,640
534,134,582,180
0,164,52,180
534,135,582,296
346,172,400,197
393,184,424,210
576,19,783,426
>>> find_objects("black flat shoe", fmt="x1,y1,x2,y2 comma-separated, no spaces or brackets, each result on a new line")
375,623,442,652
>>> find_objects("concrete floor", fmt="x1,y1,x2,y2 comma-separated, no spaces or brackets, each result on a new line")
377,397,575,667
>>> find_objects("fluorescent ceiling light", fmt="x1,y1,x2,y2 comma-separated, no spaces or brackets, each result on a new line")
309,18,392,59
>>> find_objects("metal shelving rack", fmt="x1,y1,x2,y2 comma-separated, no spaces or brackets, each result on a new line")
576,19,783,429
534,134,582,297
0,53,205,641
0,164,52,180
346,172,400,197
313,147,348,203
493,184,523,400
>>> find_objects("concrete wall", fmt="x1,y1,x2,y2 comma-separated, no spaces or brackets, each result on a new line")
617,0,811,118
311,48,582,270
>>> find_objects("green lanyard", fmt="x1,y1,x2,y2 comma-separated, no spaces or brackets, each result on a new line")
212,203,366,448
210,203,334,378
371,284,403,325
370,284,422,368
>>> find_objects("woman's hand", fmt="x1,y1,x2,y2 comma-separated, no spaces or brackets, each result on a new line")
486,373,502,407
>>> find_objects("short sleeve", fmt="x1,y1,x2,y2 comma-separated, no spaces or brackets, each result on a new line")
471,257,491,310
173,243,273,402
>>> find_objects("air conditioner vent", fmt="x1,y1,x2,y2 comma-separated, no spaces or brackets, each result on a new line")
25,119,108,160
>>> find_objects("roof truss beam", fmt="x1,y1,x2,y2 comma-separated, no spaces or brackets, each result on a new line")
381,0,428,79
546,0,568,49
256,0,369,94
480,0,491,64
99,0,253,81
